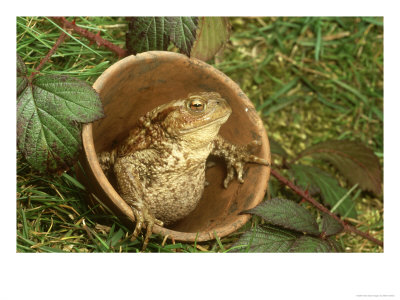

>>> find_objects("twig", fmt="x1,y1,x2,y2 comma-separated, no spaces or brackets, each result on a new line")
51,17,128,58
276,51,337,80
29,31,68,80
270,168,383,248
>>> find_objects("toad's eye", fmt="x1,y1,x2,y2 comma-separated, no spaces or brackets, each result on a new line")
188,99,206,112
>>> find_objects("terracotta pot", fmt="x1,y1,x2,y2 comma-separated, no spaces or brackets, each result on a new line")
78,51,270,242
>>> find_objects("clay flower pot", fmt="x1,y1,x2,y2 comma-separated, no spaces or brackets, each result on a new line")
78,51,270,242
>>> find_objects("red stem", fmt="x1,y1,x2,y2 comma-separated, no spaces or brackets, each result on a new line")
270,168,383,248
51,17,128,58
29,31,68,80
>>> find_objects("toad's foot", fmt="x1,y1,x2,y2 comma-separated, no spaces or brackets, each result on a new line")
130,205,164,251
211,137,269,188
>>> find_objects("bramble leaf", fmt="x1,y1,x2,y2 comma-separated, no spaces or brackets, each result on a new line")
248,198,320,236
17,54,28,96
231,225,298,252
269,138,289,158
290,164,357,218
231,225,343,253
17,74,104,173
126,17,170,54
321,213,344,236
166,17,198,56
191,17,231,61
296,140,382,196
289,236,341,252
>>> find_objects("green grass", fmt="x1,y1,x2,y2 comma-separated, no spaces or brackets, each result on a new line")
16,17,383,253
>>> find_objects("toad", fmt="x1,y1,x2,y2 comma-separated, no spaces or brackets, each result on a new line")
98,92,269,249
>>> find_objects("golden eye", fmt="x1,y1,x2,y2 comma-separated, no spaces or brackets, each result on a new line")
188,99,206,112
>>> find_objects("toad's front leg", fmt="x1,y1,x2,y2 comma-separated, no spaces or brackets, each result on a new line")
114,157,163,251
211,135,269,188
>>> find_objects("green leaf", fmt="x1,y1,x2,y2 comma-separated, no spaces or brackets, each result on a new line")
290,164,357,218
126,17,170,54
17,74,104,173
297,140,382,196
248,198,320,236
17,54,28,96
231,225,298,252
191,17,231,61
269,138,289,158
326,237,344,252
166,17,198,56
321,213,344,236
109,228,125,248
231,224,343,253
289,236,340,252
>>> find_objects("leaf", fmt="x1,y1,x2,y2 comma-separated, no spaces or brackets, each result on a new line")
296,140,382,196
326,237,344,252
231,225,298,252
290,164,357,218
269,138,289,158
289,236,340,252
17,54,28,96
126,17,170,54
231,225,344,253
17,74,104,173
166,17,198,56
248,198,320,236
321,213,344,236
190,17,231,61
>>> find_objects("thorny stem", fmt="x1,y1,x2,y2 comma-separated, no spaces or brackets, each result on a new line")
270,168,384,248
51,17,128,58
29,31,68,80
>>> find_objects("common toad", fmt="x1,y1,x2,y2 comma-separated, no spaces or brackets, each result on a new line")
98,92,269,249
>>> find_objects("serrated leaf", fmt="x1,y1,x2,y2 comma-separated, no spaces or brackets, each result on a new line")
269,137,289,158
166,17,198,56
248,198,320,236
290,164,357,218
297,140,382,196
327,236,344,252
191,17,231,61
231,225,298,252
126,17,170,54
321,213,344,236
17,74,104,173
17,54,28,96
289,236,339,252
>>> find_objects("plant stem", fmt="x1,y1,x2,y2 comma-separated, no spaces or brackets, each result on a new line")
29,31,68,80
51,17,128,58
270,168,383,248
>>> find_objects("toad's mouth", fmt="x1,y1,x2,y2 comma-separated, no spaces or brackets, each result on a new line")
178,112,231,135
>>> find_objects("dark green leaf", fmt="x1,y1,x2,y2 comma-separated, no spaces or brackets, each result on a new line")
17,53,27,76
289,236,339,252
290,164,357,218
327,237,344,252
269,138,288,158
321,213,344,236
166,17,198,56
17,74,104,173
17,54,28,96
126,17,170,54
109,228,125,248
231,225,298,252
191,17,231,61
297,140,382,195
248,198,320,236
